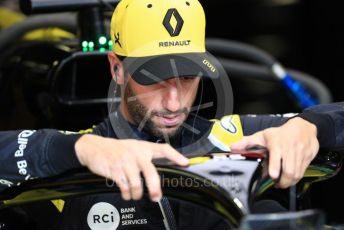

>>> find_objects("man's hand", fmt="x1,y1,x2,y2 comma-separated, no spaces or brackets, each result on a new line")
74,134,189,202
230,117,319,188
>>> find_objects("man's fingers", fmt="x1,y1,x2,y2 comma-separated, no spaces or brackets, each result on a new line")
230,132,265,150
110,168,131,201
152,144,189,166
267,141,282,180
122,158,143,200
294,152,305,182
300,160,310,180
138,159,162,202
277,147,296,188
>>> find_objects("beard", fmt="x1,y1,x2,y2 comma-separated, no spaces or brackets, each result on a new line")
124,84,189,139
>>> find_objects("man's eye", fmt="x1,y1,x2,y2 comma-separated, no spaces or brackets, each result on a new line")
180,76,194,81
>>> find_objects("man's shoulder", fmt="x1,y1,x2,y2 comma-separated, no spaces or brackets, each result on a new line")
91,117,116,137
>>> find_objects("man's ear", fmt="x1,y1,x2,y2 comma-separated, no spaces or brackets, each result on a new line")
107,52,125,85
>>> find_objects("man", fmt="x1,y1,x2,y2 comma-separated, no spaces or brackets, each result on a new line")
1,0,344,228
102,0,325,193
47,0,344,228
0,130,188,200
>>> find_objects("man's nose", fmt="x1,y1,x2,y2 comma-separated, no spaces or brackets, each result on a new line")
162,78,182,112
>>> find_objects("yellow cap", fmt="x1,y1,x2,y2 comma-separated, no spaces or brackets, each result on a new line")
110,0,206,57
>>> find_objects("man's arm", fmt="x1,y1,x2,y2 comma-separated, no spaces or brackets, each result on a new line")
0,129,82,189
231,102,344,188
0,130,189,202
74,134,189,202
296,102,344,149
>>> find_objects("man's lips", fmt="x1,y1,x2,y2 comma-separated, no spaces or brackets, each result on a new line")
156,114,184,126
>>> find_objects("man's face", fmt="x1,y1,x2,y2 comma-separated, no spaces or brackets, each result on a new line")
123,76,200,139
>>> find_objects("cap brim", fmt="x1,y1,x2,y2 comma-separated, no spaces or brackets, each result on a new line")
122,53,220,85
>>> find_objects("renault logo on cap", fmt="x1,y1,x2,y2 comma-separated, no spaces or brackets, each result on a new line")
163,8,184,37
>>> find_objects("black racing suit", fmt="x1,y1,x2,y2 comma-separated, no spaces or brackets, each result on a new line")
1,102,344,229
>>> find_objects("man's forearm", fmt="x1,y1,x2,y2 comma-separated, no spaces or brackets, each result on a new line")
297,102,344,149
0,129,82,190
